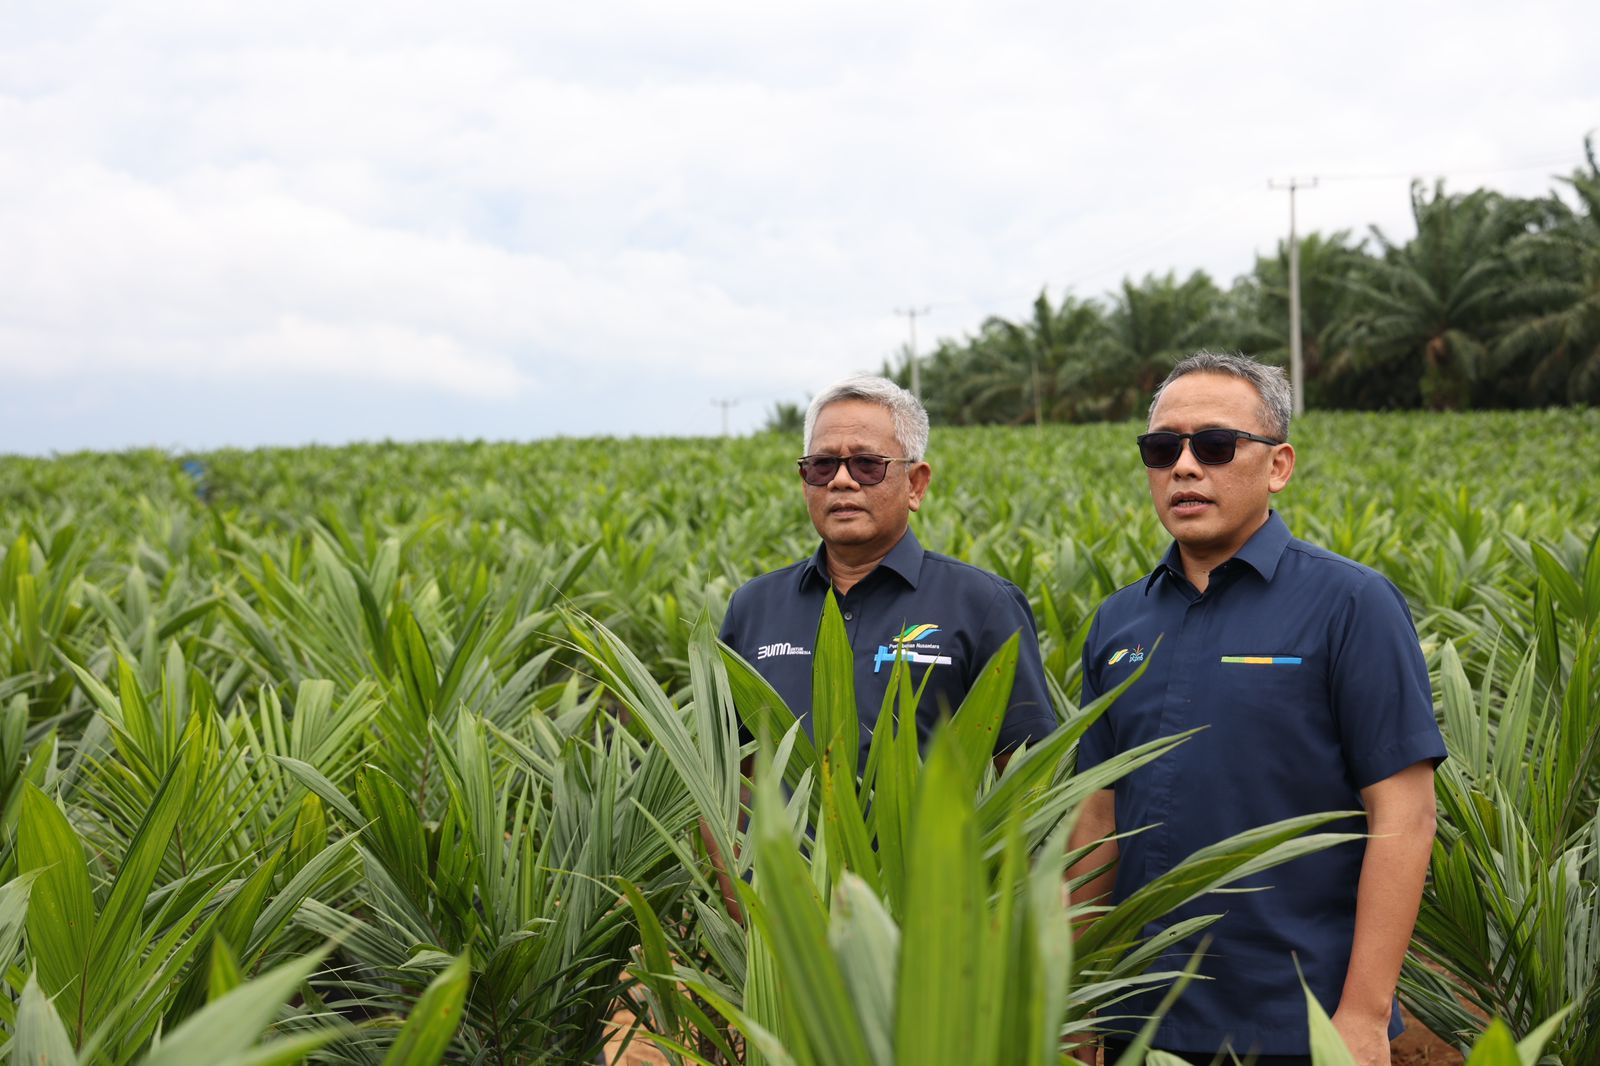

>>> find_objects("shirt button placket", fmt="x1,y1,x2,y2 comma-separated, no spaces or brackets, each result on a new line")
1150,596,1203,882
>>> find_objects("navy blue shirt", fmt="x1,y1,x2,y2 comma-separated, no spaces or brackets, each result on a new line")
1078,512,1445,1056
720,529,1057,768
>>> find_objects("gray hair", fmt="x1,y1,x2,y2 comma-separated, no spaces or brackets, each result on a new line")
804,375,931,460
1150,351,1293,440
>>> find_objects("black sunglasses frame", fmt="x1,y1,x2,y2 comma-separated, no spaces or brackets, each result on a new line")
1135,428,1282,468
796,453,914,487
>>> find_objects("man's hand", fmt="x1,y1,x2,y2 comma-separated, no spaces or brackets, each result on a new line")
1330,1005,1390,1066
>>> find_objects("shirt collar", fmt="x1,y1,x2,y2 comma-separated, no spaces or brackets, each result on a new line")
1145,510,1292,593
799,527,926,591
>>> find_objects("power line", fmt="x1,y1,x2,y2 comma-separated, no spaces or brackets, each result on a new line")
1054,187,1264,293
1314,154,1583,183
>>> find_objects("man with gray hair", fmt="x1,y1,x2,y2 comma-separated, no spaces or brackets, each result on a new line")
719,374,1057,772
1069,352,1444,1065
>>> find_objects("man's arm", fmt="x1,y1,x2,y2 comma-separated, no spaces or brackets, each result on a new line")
700,752,754,926
984,582,1059,765
1331,760,1437,1066
702,597,752,924
1063,788,1118,1065
1065,788,1119,914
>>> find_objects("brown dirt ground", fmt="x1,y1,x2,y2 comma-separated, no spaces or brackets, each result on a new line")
605,1004,671,1065
1392,1005,1465,1066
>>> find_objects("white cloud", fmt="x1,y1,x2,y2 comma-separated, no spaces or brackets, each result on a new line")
1,0,1597,450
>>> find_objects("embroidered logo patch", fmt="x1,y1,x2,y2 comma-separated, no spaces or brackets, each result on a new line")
1108,644,1145,666
1220,656,1303,665
875,622,952,673
756,642,811,660
894,623,941,645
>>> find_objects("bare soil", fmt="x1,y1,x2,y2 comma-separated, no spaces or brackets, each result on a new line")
1392,1005,1465,1066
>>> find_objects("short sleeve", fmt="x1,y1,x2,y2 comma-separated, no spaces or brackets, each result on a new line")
719,586,757,745
718,588,740,647
1075,607,1115,772
980,581,1059,754
1330,573,1446,788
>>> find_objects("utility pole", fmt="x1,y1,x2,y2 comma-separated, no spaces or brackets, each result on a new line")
1268,177,1317,417
894,307,931,400
711,397,739,437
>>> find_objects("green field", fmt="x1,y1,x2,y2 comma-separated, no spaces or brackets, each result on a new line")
1,409,1597,1063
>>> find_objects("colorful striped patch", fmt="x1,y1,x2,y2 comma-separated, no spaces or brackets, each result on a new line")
1107,648,1130,666
1220,656,1303,665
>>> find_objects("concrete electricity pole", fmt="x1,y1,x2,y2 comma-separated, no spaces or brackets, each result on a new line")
711,397,739,436
894,307,931,400
1269,177,1317,417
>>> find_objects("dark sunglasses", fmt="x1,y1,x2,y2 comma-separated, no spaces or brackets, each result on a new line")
1136,428,1282,468
796,453,912,487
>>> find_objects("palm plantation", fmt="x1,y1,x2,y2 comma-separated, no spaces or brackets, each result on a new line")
849,138,1600,428
3,139,1599,1065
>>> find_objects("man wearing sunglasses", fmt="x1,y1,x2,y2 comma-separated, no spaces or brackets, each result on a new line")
719,374,1057,774
1069,353,1444,1066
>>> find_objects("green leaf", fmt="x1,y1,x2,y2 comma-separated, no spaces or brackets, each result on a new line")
1301,970,1356,1066
895,727,982,1066
379,953,471,1066
208,939,244,1001
810,591,857,766
355,765,433,907
17,783,95,1021
947,632,1020,790
829,874,898,1066
0,870,38,975
15,969,79,1066
85,734,199,1019
1513,1006,1572,1066
206,1031,345,1066
1463,1020,1522,1066
139,945,331,1066
287,789,328,877
618,878,683,1046
745,745,874,1066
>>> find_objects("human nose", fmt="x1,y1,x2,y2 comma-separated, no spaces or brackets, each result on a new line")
1169,436,1204,476
827,458,862,488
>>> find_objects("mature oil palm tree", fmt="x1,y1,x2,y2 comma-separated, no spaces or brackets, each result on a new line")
1231,230,1373,408
1335,182,1532,410
1096,270,1229,420
1494,139,1600,404
974,290,1110,426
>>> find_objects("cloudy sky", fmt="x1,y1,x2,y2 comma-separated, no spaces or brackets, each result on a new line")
3,1,1596,454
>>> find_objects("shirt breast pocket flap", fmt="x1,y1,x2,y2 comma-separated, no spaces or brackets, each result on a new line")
1214,652,1319,714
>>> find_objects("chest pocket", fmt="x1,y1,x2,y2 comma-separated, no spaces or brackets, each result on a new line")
1208,651,1334,754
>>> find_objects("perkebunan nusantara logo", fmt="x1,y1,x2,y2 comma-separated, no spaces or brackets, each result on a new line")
1107,644,1146,666
873,623,953,673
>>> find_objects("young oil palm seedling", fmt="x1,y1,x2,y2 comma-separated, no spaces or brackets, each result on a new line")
281,706,700,1063
590,597,1364,1063
1401,627,1600,1062
11,732,352,1063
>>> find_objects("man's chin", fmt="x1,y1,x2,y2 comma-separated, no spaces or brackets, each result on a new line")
819,521,886,548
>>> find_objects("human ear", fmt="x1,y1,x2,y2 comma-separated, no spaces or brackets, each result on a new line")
1268,442,1296,493
907,462,932,511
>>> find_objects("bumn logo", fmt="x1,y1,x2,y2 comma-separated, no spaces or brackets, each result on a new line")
756,642,811,660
